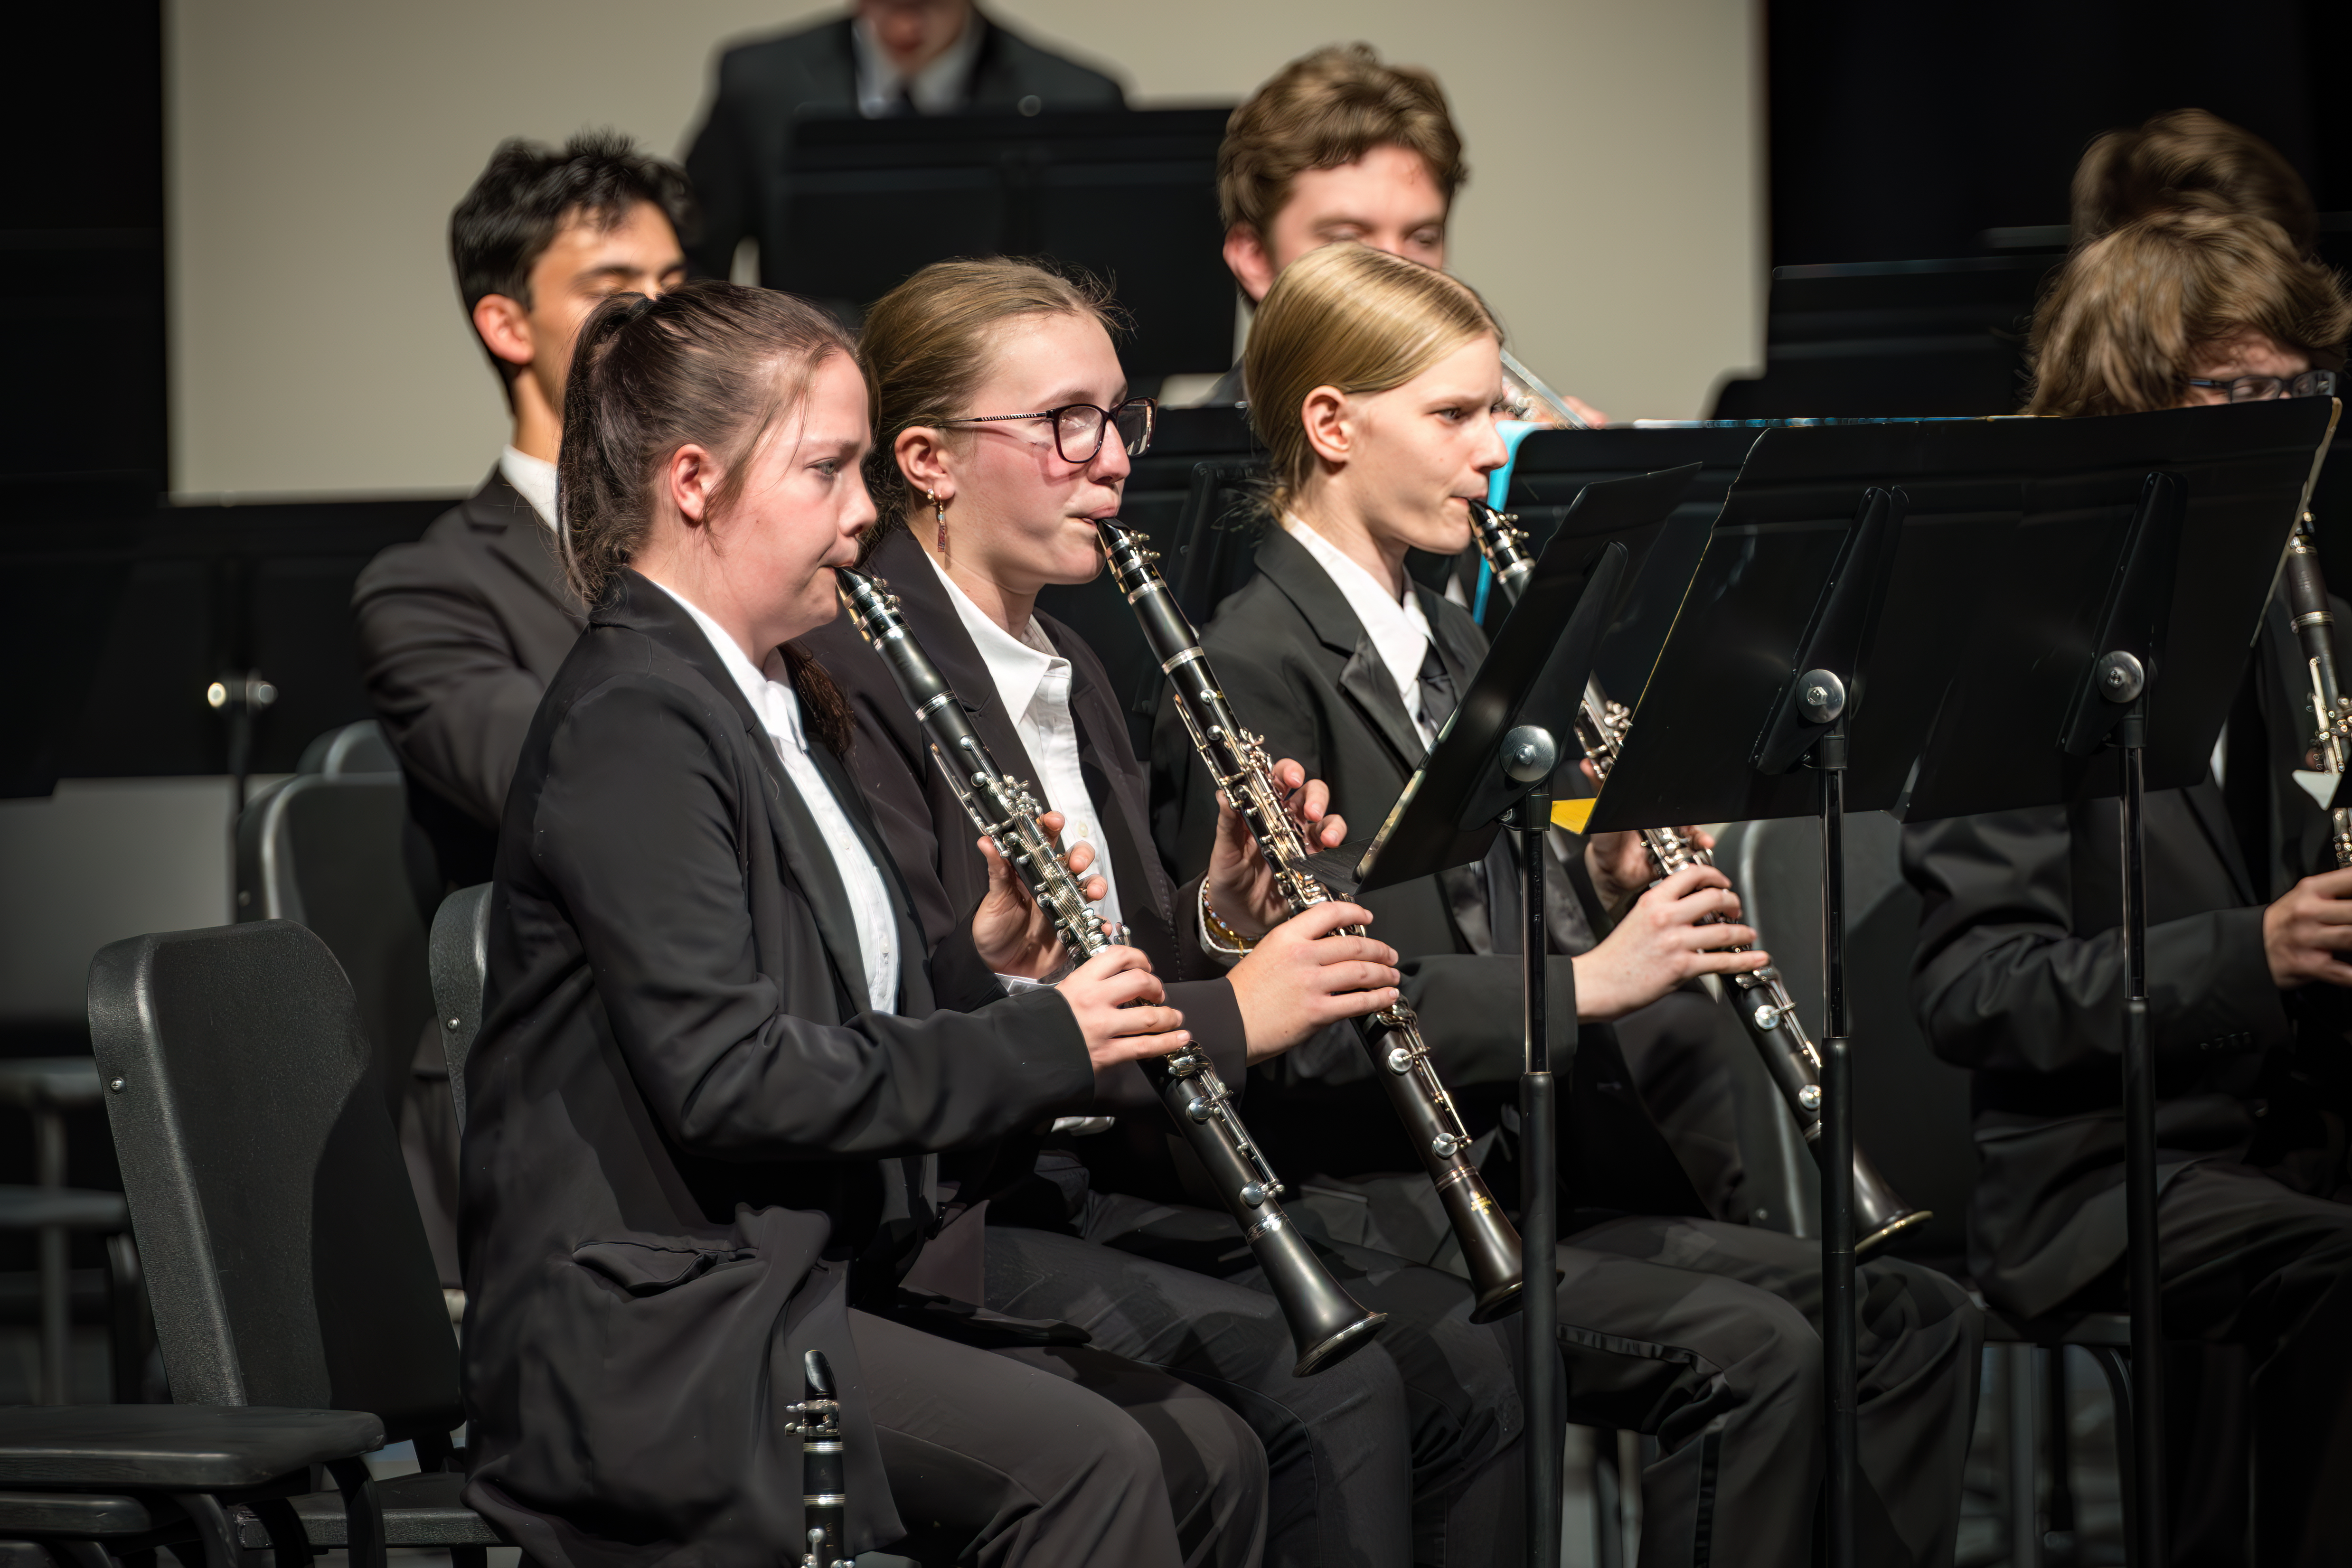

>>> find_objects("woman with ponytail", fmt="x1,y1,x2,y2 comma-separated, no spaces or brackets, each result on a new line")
459,281,1267,1568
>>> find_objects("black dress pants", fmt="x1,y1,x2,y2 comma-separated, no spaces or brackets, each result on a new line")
987,1195,1523,1568
848,1308,1266,1568
1557,1216,1982,1568
2143,1161,2352,1567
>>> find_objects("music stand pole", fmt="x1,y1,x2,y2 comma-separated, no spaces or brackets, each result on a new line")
1504,725,1562,1568
2116,688,2165,1568
1812,711,1858,1568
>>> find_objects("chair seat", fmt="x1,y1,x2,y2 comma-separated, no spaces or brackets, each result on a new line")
235,1471,504,1549
0,1407,383,1491
0,1189,129,1232
0,1490,179,1535
1981,1308,2133,1349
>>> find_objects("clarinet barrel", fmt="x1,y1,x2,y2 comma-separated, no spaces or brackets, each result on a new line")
788,1350,852,1568
838,569,1386,1374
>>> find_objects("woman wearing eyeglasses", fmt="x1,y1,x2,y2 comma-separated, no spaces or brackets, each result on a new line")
799,257,1533,1568
1909,205,2352,1561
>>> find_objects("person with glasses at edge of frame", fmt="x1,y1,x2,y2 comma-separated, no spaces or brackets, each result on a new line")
799,255,1568,1568
1904,202,2352,1565
462,280,1275,1568
1158,239,1987,1568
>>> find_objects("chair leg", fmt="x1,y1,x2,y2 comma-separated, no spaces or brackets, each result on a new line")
250,1495,316,1568
2045,1346,2076,1562
2007,1345,2039,1568
451,1549,489,1568
2086,1346,2136,1568
37,1107,70,1406
166,1493,243,1568
325,1458,386,1568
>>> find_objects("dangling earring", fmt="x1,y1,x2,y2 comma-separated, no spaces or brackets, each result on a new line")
930,490,947,553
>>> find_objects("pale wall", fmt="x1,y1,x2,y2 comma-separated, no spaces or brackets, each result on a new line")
169,0,1762,498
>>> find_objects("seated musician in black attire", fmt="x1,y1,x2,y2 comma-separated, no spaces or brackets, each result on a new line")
800,256,1523,1568
355,132,690,892
1162,239,1984,1568
351,134,689,1285
683,0,1124,285
1905,207,2352,1561
464,279,1265,1568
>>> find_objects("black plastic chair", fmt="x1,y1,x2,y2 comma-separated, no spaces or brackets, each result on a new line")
0,1401,386,1568
234,726,433,1124
1714,810,2139,1568
80,919,504,1566
427,886,491,1135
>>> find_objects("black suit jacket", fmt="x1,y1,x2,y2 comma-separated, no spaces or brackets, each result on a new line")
683,11,1126,281
353,474,584,887
1903,590,2350,1317
800,531,1247,1208
459,571,1091,1567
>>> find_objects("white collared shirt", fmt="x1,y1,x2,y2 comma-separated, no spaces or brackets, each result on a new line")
925,551,1125,930
499,446,558,531
1284,515,1444,745
648,580,901,1014
852,13,987,117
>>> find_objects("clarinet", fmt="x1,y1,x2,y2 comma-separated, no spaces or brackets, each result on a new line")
786,1350,852,1568
1469,501,1930,1255
1091,518,1533,1323
2284,509,2352,869
837,568,1386,1375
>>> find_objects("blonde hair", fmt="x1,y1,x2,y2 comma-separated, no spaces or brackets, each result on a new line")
1244,242,1501,507
2024,207,2350,418
856,257,1120,543
1218,44,1466,236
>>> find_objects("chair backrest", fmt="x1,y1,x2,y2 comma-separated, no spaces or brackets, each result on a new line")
1712,811,1976,1264
296,720,399,779
429,885,491,1131
235,772,433,1123
86,920,461,1440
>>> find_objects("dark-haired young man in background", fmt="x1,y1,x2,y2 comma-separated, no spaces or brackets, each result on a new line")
352,131,689,1285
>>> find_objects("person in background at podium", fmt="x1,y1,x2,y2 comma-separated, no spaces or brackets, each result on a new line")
350,133,690,1290
1905,210,2352,1562
1162,239,1985,1568
1191,43,1604,428
683,0,1124,285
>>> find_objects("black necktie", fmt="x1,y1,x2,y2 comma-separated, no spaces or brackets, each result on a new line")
1416,642,1458,741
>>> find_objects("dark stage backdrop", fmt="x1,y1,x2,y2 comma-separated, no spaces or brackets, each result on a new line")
1768,0,2352,266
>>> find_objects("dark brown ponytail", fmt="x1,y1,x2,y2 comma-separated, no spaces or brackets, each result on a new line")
558,279,864,752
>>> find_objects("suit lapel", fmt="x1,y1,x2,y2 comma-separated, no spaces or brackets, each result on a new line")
2181,780,2259,906
1256,526,1430,771
809,742,933,1014
467,475,584,627
604,573,877,1011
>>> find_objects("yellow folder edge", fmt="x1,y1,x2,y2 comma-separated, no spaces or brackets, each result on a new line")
1550,798,1597,834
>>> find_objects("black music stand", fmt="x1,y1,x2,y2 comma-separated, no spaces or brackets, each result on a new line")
1352,467,1700,1567
1591,401,2338,1568
1896,399,2340,1566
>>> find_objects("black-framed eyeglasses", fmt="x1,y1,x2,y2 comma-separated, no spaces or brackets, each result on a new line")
939,397,1157,463
2181,368,2339,403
